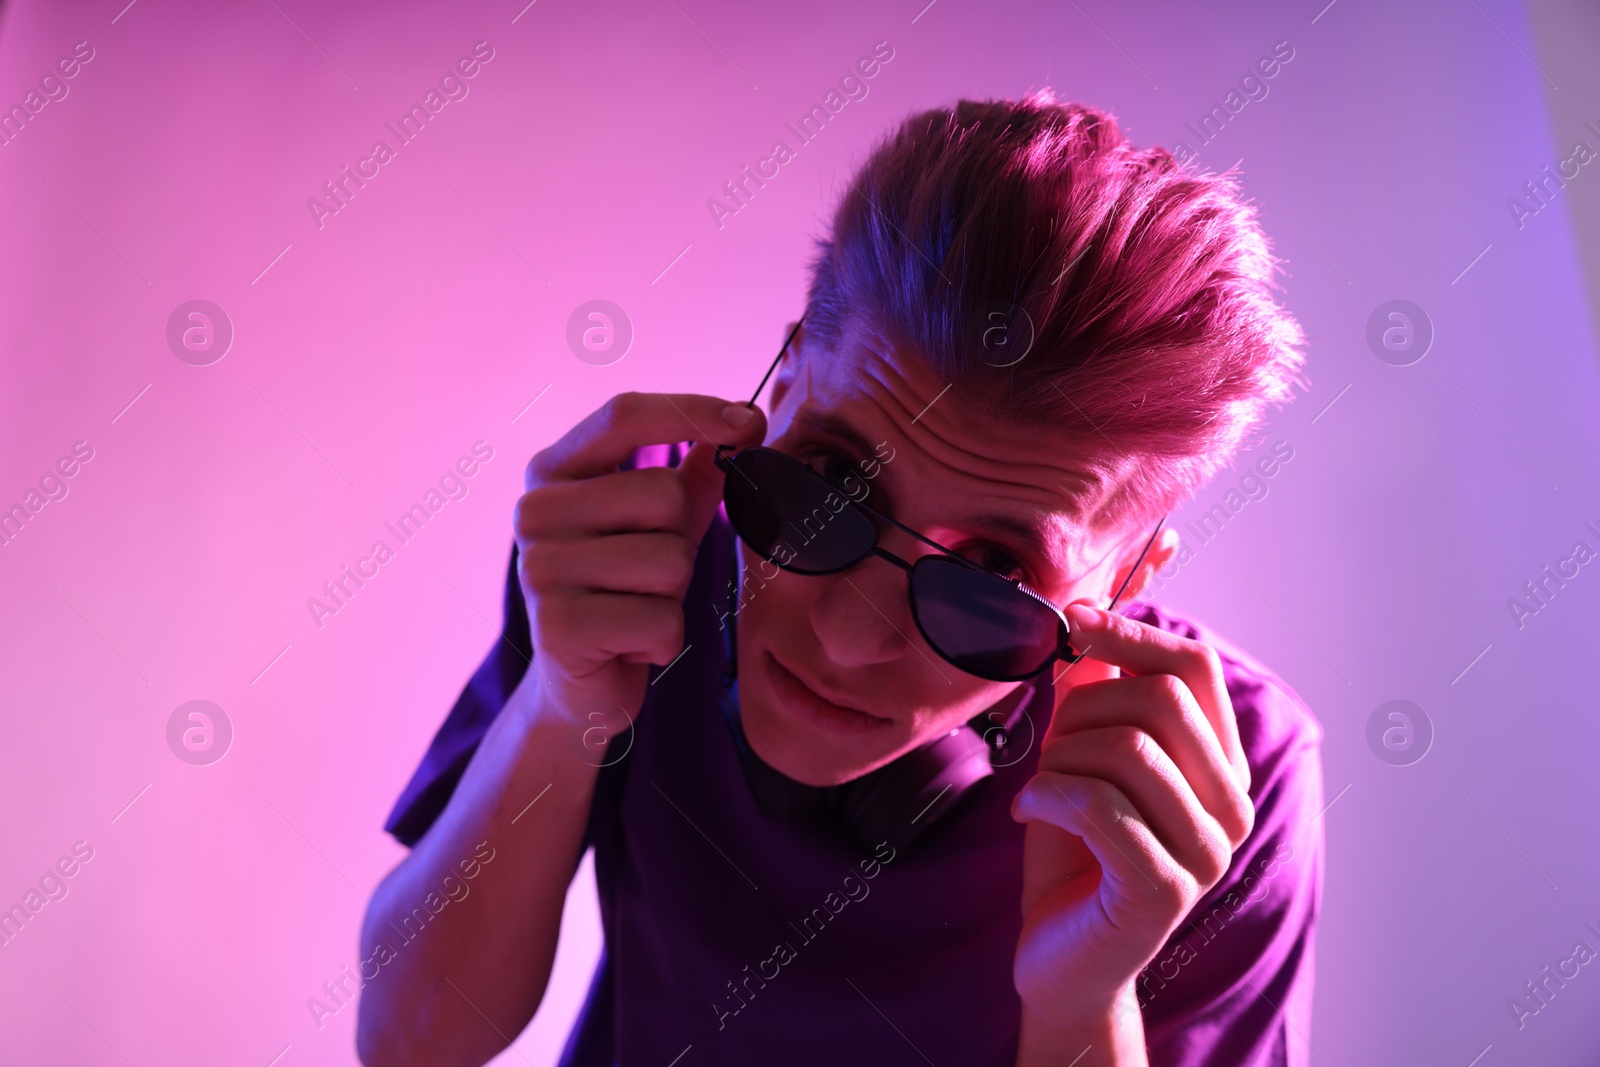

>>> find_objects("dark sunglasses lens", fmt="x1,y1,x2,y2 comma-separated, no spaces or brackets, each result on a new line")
722,449,878,574
910,556,1061,679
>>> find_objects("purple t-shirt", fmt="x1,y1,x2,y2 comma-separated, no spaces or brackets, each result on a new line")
385,443,1325,1067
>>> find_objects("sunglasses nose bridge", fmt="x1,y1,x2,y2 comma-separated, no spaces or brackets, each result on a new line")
855,497,943,567
868,545,913,572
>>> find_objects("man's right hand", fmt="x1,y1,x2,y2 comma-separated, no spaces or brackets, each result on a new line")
358,390,765,1067
513,391,766,743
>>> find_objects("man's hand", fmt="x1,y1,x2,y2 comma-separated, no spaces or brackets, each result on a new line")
514,392,766,737
1009,603,1255,1065
359,392,768,1067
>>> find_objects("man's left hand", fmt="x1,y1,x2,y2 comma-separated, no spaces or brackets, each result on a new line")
1010,604,1256,1063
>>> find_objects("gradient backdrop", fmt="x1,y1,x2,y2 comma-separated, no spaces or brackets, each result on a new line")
2,0,1598,1064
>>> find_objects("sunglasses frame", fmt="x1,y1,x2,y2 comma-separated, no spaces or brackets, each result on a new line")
711,315,1170,683
717,444,1089,679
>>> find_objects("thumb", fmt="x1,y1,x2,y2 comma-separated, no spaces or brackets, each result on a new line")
678,403,767,545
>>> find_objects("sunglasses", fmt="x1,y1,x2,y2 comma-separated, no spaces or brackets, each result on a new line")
713,318,1167,683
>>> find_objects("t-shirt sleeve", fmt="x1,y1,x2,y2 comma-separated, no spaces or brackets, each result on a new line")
1135,654,1327,1067
382,537,535,848
381,440,687,850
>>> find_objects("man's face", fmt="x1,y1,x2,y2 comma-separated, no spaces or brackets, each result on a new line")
734,316,1165,786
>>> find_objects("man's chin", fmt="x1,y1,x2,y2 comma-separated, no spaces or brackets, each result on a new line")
740,697,895,787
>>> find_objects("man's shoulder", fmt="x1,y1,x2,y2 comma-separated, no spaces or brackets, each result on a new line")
1122,600,1323,781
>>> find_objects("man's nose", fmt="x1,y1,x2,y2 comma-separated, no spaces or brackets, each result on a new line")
808,551,917,670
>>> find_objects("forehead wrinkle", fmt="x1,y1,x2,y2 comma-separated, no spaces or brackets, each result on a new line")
801,401,1074,575
792,397,1065,528
845,344,1110,526
800,353,1110,582
791,410,878,461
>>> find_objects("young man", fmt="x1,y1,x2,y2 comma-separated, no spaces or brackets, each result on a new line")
357,94,1322,1067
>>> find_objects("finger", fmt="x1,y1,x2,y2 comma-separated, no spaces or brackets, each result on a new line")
1011,771,1195,915
532,589,685,668
1036,726,1237,883
1042,623,1121,746
1050,628,1121,692
1053,676,1254,846
515,468,688,541
677,404,766,546
520,532,700,600
528,392,767,485
1063,604,1247,787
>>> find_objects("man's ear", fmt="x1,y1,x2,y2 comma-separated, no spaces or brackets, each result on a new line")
767,319,805,413
1108,525,1179,605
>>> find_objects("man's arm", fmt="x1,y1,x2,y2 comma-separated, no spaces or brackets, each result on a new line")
355,393,767,1067
355,672,607,1067
1138,733,1323,1067
360,671,608,1062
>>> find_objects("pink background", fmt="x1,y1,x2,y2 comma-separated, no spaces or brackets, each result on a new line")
2,0,1599,1063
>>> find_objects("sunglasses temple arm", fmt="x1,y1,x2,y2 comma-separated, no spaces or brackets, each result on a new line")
1054,514,1166,668
744,316,805,410
717,318,806,461
1105,513,1168,613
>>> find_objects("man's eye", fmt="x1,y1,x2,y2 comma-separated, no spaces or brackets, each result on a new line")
808,450,863,488
964,545,1025,582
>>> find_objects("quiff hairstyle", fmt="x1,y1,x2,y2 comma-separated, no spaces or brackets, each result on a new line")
803,92,1308,531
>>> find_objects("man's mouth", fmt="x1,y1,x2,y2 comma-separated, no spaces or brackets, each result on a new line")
763,650,893,735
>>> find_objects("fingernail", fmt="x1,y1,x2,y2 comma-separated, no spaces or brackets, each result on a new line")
722,404,756,429
1065,603,1103,634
